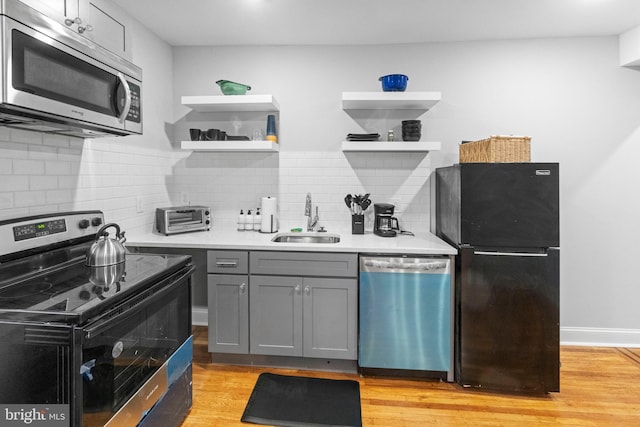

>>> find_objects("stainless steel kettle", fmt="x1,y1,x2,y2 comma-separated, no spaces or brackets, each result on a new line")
89,263,126,289
86,223,127,267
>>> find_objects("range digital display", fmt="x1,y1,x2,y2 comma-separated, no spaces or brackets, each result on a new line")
13,219,67,241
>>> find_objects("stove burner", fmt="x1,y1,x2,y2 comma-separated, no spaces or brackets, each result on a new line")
0,282,53,300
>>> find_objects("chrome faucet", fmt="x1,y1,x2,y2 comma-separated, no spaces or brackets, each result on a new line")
305,193,319,231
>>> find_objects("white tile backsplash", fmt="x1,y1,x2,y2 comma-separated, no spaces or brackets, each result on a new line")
14,159,45,175
0,129,178,233
0,158,12,173
168,149,433,234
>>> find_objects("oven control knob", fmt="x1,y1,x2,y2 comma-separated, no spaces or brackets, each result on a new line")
91,217,103,227
79,219,90,229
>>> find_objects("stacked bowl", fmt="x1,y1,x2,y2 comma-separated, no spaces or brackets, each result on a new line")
402,120,421,141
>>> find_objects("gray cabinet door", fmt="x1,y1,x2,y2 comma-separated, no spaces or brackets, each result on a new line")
302,277,357,360
208,274,249,354
250,275,303,357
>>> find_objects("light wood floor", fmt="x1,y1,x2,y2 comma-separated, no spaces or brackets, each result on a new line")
184,327,640,426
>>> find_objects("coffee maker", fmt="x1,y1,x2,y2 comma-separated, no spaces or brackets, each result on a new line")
373,203,400,237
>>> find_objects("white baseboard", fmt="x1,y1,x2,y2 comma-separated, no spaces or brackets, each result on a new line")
560,327,640,348
189,314,640,348
192,307,208,326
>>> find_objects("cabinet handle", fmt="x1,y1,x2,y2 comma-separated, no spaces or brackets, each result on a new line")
216,261,238,268
295,285,301,295
240,283,246,293
304,286,310,296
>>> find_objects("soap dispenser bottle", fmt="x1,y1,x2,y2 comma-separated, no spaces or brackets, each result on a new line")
254,208,261,232
237,209,245,231
245,210,254,231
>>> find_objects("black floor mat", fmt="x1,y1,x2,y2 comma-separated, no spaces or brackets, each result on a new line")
241,372,362,427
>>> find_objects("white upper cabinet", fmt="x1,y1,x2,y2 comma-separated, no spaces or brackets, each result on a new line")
19,0,78,21
20,0,133,62
78,0,132,62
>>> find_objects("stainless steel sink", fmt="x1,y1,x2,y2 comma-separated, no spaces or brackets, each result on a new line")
271,232,341,244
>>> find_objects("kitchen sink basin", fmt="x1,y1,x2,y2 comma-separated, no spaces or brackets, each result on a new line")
271,232,341,244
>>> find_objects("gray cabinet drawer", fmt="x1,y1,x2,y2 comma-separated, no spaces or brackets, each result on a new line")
207,250,249,274
250,251,357,278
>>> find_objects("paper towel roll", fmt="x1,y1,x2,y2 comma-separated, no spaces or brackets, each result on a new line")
260,196,278,233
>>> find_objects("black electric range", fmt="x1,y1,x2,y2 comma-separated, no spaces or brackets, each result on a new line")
0,211,194,427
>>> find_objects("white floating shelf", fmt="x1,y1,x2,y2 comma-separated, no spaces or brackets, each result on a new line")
181,141,280,152
341,92,441,110
181,95,280,112
341,141,441,152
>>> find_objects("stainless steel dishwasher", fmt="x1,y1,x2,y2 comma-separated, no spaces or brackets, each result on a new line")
358,255,454,381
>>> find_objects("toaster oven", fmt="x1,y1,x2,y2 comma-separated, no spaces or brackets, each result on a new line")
156,206,211,235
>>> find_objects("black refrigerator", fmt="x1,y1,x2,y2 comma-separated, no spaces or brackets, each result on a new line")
435,163,560,394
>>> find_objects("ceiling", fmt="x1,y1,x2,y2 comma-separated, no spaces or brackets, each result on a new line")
112,0,640,46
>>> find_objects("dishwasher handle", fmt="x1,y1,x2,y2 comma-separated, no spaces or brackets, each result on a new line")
361,257,450,273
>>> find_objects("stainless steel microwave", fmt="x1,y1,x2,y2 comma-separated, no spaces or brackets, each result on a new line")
156,206,212,236
0,0,142,138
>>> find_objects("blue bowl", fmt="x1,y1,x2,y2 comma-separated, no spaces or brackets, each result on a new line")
379,74,408,92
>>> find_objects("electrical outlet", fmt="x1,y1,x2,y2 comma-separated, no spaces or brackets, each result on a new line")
181,192,189,205
136,196,144,213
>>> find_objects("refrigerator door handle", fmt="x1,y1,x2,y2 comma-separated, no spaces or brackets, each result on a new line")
474,251,548,257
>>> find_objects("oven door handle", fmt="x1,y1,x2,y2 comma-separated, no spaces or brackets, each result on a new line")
84,265,194,339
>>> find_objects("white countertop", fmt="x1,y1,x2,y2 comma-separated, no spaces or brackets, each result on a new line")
126,226,457,255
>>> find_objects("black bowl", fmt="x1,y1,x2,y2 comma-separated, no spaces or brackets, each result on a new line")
402,135,421,141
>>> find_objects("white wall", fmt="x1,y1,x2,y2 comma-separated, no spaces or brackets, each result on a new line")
0,24,638,346
0,19,177,233
171,38,640,346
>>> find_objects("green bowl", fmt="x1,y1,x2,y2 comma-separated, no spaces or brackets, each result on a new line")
216,79,251,95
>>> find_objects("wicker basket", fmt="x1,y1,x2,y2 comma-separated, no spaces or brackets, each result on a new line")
459,135,531,163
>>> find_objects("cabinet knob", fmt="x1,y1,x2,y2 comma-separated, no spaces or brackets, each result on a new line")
295,285,301,295
78,25,93,34
240,283,246,293
65,17,82,26
304,286,311,296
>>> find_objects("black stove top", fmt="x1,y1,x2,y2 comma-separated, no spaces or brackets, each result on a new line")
0,211,192,325
0,251,189,324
